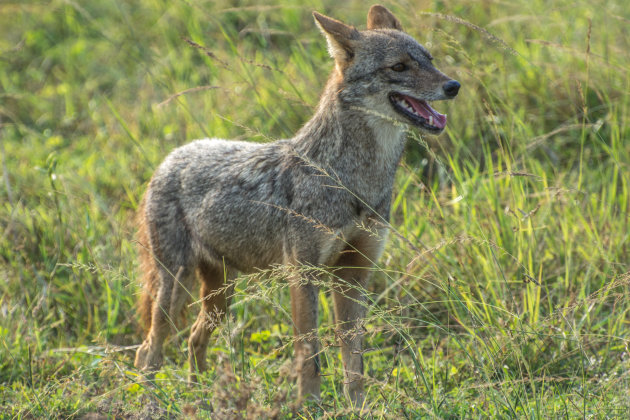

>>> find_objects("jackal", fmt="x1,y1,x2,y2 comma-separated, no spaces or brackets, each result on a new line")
134,4,460,406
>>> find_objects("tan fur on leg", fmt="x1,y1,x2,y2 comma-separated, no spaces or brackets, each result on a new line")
188,261,229,381
135,266,193,371
332,227,387,407
289,274,321,402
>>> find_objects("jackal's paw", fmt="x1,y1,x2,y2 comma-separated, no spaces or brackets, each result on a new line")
346,387,365,410
134,341,163,371
297,378,322,404
188,371,201,385
344,376,365,409
188,357,207,377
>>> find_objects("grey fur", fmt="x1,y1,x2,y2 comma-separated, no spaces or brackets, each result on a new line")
135,4,459,407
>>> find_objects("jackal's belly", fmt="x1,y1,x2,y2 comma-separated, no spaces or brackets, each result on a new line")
186,185,288,272
195,211,287,273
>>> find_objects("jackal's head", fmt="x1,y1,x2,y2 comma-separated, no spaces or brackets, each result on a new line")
314,5,460,134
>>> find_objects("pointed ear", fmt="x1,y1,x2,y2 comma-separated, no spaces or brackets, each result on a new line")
313,11,361,63
367,4,403,31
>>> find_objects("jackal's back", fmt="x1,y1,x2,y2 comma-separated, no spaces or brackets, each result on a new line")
143,138,314,271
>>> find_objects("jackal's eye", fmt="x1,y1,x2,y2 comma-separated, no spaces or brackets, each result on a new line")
391,63,408,72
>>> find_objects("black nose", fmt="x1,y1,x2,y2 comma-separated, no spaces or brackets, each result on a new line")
443,80,461,97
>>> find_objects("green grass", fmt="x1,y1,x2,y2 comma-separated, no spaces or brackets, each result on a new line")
1,0,629,418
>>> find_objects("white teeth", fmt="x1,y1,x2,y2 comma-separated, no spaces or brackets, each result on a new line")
429,116,434,125
398,99,415,114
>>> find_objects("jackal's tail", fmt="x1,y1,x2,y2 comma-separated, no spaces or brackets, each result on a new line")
136,199,158,332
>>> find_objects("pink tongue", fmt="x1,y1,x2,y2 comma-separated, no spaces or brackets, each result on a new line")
405,96,447,129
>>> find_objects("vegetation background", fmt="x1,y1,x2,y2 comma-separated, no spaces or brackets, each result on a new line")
1,0,628,418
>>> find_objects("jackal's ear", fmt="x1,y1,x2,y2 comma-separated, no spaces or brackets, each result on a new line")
367,4,403,31
313,11,361,63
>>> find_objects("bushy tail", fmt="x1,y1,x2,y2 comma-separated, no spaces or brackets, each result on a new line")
136,199,158,332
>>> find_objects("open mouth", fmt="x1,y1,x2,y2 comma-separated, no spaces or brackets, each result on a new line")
389,92,447,132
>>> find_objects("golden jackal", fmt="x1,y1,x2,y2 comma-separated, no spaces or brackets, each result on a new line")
135,4,460,406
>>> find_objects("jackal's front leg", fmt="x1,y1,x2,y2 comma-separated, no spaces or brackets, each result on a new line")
289,278,321,402
332,228,387,408
331,269,367,407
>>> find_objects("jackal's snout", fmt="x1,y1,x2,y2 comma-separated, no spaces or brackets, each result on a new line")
443,80,461,98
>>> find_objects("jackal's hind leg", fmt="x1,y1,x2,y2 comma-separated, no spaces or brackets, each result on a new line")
188,261,231,382
135,266,194,372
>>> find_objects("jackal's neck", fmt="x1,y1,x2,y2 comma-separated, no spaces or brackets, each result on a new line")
291,76,406,201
